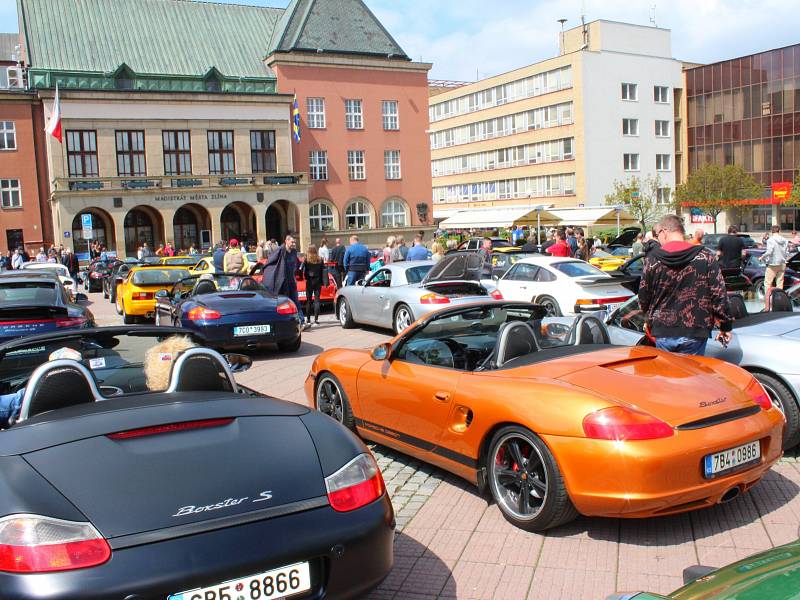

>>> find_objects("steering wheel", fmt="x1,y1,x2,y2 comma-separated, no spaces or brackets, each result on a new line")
440,339,467,370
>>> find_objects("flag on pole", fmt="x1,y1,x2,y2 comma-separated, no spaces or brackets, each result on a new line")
292,93,301,143
45,83,62,143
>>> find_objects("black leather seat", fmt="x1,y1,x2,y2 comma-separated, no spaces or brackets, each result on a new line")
573,315,611,345
22,364,96,420
728,293,748,320
495,322,538,367
193,280,216,296
770,289,793,312
170,352,234,393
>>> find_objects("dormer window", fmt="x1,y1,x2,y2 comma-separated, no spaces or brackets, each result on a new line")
114,64,135,90
204,68,221,93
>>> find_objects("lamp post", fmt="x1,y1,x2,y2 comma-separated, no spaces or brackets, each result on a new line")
613,204,624,236
533,205,546,245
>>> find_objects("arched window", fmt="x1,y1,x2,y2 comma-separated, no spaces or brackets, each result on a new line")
345,200,370,229
381,198,407,228
309,201,335,232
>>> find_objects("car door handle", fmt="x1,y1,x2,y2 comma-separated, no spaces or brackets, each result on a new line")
434,392,451,402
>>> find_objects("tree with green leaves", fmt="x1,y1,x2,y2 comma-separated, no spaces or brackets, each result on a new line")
787,172,800,207
674,164,763,233
604,174,666,231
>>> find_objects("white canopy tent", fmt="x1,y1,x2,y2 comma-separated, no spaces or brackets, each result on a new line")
438,206,561,230
547,207,638,228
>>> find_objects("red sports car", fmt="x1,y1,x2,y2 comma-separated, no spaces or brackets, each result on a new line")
250,259,337,303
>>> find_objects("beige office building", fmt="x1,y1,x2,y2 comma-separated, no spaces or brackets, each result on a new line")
429,20,684,226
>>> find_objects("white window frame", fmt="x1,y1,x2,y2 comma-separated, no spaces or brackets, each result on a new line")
309,201,334,232
656,187,671,204
382,100,399,130
0,179,21,208
655,120,670,137
347,150,365,180
623,153,640,171
654,86,669,103
656,154,671,171
309,150,328,181
307,98,326,129
0,121,16,150
4,67,22,89
621,83,638,101
345,200,370,229
345,99,363,130
381,199,407,227
622,118,639,136
384,150,401,180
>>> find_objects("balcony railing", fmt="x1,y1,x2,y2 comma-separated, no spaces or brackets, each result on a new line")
54,173,305,193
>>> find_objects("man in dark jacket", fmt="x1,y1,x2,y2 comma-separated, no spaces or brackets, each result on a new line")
261,234,305,326
343,235,370,285
639,215,732,355
212,243,226,273
328,238,346,287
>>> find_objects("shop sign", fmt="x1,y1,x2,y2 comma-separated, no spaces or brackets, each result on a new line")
772,182,793,204
690,208,715,224
154,192,229,202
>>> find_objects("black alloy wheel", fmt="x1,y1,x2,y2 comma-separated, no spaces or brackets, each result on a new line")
315,373,354,430
537,296,562,317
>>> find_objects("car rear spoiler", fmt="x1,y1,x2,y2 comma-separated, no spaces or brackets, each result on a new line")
578,276,636,287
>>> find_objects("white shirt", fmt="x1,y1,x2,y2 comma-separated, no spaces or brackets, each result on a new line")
319,245,330,261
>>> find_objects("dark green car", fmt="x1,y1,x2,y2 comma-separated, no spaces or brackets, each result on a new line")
610,539,800,599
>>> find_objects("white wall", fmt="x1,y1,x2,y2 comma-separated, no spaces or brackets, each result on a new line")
592,21,672,58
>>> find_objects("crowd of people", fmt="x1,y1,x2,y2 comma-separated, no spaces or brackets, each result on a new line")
0,243,80,277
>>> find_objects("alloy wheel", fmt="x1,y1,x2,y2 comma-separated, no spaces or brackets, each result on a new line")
541,299,559,317
395,306,412,333
490,433,548,521
316,377,344,423
760,381,785,415
338,301,348,326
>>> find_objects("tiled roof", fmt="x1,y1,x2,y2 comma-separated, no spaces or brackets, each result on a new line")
0,33,19,62
269,0,408,59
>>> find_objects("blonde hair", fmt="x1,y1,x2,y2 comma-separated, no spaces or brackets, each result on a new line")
431,242,444,256
144,336,197,391
386,235,396,248
306,244,322,264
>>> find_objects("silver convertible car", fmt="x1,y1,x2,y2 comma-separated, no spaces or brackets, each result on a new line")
336,253,501,334
605,296,800,449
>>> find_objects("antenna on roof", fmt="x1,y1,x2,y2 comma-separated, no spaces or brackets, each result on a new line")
580,0,588,46
650,5,657,26
557,19,567,55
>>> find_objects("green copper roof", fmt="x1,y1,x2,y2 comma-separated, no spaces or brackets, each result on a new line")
268,0,408,59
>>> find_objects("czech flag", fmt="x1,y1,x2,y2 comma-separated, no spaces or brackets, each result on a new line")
292,93,301,143
45,83,62,143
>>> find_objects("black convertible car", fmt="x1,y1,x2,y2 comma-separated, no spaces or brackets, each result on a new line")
0,327,393,599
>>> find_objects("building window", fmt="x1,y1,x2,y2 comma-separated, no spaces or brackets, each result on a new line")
622,118,638,136
382,100,399,130
115,130,146,176
309,150,328,180
623,153,639,171
207,130,235,175
0,121,16,150
384,150,401,180
309,201,335,232
348,150,365,180
163,130,192,175
656,154,671,171
345,200,370,229
345,99,363,129
621,83,638,101
655,120,670,137
1,67,22,89
381,199,407,227
0,179,20,208
307,98,326,129
66,130,99,177
6,229,23,250
654,86,669,103
250,130,276,173
656,187,671,204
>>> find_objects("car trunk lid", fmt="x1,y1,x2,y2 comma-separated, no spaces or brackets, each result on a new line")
0,306,69,341
200,291,278,312
421,252,486,285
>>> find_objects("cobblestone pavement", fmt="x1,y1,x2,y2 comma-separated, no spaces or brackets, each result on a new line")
88,293,800,599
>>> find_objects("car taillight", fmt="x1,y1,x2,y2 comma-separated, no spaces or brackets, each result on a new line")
325,453,385,512
490,289,504,300
582,406,673,441
89,272,102,279
186,307,221,321
745,378,772,410
277,301,298,315
131,292,153,300
54,316,87,328
0,515,110,573
575,296,631,306
420,293,450,304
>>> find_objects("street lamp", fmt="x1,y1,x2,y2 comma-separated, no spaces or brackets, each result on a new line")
613,204,624,236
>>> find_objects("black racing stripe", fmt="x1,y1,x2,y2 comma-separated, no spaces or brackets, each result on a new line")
356,418,477,469
676,406,762,430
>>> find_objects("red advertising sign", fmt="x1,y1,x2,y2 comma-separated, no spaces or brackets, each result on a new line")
772,181,793,204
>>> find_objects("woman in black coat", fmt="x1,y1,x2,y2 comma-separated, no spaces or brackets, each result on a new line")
301,244,324,326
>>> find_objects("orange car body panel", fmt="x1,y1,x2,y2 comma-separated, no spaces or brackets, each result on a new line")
305,342,784,520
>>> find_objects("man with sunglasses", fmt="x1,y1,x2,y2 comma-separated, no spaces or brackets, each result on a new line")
639,214,733,355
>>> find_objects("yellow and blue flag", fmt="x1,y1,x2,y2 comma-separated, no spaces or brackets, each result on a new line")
292,93,301,143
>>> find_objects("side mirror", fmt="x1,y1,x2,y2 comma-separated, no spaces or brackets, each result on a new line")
224,353,252,373
371,342,392,361
75,292,88,302
357,279,366,286
155,289,169,299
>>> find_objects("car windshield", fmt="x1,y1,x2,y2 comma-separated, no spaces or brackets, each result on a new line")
132,269,191,286
162,257,198,266
551,261,604,277
188,275,264,292
0,281,56,303
405,265,433,284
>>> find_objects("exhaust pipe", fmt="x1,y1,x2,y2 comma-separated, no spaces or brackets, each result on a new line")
719,487,741,503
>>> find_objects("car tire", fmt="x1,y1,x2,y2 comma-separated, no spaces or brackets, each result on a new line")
121,301,135,325
109,284,116,304
487,425,578,532
751,278,765,302
338,298,355,329
115,292,123,315
753,372,800,450
278,335,302,353
393,303,414,335
315,372,355,430
536,295,562,317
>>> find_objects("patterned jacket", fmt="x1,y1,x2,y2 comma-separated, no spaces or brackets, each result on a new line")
639,242,732,339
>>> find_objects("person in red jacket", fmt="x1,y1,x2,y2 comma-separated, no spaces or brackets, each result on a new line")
546,231,571,257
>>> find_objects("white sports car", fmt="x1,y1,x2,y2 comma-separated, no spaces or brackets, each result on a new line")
489,255,633,317
21,262,78,301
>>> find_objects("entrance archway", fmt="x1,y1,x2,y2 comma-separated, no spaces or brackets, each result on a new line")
124,206,163,255
221,202,256,247
173,203,211,252
265,200,300,243
71,207,115,252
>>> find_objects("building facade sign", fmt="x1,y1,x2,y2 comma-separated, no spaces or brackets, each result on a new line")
154,193,229,203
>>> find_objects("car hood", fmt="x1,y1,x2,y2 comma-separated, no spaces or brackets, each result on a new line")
421,252,486,284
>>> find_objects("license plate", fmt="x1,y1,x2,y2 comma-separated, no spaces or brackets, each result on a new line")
604,303,621,314
168,561,310,600
704,441,760,477
234,324,271,336
298,291,307,299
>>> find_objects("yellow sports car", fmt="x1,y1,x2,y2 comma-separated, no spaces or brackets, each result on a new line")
115,265,192,324
160,255,204,267
190,254,251,275
589,249,628,271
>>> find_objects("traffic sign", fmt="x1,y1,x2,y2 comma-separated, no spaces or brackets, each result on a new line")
630,190,640,199
81,213,93,239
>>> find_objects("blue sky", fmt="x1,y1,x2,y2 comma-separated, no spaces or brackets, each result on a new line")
3,0,799,80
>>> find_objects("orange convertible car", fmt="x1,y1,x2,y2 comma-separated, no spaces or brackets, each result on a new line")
305,302,784,531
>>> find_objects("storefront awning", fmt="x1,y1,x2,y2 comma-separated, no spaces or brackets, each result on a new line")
548,207,638,227
439,206,561,229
